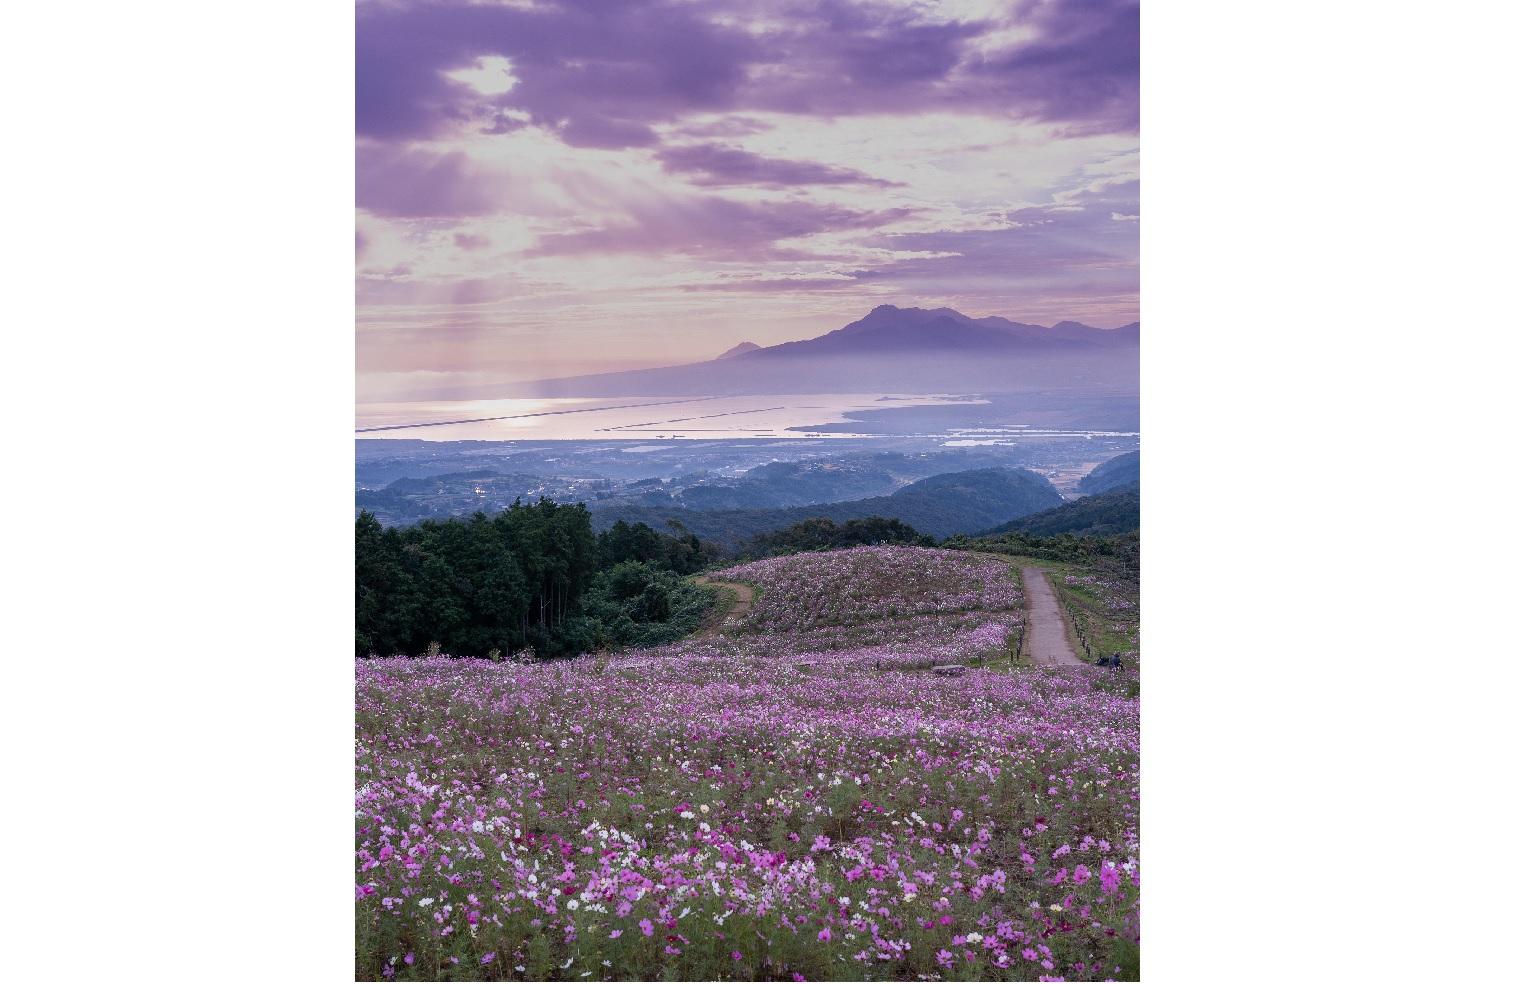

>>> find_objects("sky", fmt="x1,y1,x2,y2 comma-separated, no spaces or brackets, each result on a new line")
356,0,1139,402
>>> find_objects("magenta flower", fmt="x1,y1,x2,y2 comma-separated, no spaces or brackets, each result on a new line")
351,548,1141,981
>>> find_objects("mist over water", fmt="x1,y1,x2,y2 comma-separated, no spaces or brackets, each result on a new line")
354,393,987,441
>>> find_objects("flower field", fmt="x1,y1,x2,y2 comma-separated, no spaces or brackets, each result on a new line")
1055,574,1140,670
356,548,1139,981
714,547,1023,633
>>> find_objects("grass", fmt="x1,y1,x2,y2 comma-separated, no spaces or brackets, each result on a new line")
968,549,1138,665
695,583,740,632
1050,576,1138,665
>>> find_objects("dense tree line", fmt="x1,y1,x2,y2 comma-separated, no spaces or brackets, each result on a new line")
984,484,1139,538
738,516,933,559
355,504,718,659
946,530,1140,581
357,493,1138,659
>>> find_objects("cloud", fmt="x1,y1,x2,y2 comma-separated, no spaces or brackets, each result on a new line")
655,143,900,188
355,143,504,218
529,195,916,259
357,0,759,148
356,1,1141,148
962,0,1140,134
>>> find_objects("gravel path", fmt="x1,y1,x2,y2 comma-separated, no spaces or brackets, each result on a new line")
692,576,755,638
1021,567,1085,667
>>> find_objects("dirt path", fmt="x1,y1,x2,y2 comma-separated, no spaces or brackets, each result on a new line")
693,577,755,638
1020,567,1085,668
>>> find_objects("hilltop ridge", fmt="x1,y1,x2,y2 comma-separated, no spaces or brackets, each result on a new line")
507,304,1139,398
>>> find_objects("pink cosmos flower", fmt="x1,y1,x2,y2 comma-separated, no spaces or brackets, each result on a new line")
639,919,654,937
818,927,832,942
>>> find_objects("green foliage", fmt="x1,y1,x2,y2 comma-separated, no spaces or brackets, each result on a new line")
596,518,720,574
579,561,717,649
946,528,1140,580
739,515,933,558
1078,450,1140,494
355,504,715,659
986,483,1139,537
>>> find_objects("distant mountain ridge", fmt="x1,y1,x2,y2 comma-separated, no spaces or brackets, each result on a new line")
590,467,1064,544
985,483,1140,537
716,341,761,359
508,304,1139,398
1078,451,1140,494
742,305,1138,360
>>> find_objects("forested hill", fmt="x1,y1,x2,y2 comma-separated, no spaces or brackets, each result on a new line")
1079,451,1140,494
356,502,724,660
591,467,1063,544
984,483,1139,537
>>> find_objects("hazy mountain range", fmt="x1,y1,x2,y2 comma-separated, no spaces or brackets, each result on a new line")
509,305,1139,397
589,466,1065,544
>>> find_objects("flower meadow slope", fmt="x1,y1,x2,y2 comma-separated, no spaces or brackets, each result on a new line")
716,546,1022,633
356,548,1140,981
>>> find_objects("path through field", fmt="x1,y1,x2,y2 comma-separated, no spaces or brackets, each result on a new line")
1021,567,1085,667
692,576,755,637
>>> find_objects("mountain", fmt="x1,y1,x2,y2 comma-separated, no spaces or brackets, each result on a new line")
985,483,1140,537
590,467,1064,544
715,341,761,359
675,459,900,510
1078,451,1140,494
745,305,1136,359
508,305,1139,398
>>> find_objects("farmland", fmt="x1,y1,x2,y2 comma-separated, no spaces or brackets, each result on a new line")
356,547,1140,980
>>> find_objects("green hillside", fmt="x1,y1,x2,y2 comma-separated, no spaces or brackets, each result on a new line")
985,483,1139,537
1078,450,1139,494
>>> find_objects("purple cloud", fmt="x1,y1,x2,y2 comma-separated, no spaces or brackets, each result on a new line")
963,0,1140,133
357,1,758,148
656,143,899,188
356,1,1141,149
355,144,502,218
529,196,916,260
